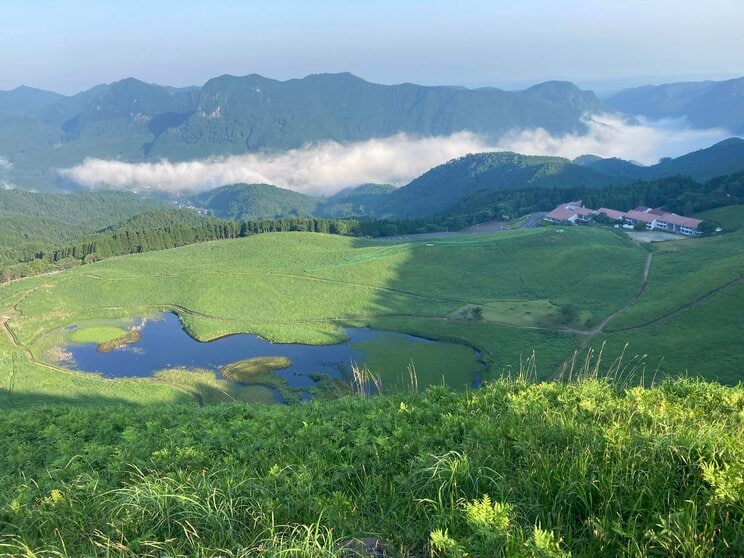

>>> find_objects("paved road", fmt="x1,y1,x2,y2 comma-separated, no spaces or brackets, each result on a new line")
374,212,546,242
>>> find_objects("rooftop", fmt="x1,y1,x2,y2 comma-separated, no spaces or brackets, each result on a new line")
597,207,626,220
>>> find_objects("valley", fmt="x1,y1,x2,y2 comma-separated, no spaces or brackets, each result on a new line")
2,215,743,408
1,12,743,553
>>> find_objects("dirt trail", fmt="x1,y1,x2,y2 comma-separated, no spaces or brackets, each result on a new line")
568,251,654,337
552,251,653,378
608,276,744,333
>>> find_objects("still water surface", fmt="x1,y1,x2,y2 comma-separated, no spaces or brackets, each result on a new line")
66,312,441,388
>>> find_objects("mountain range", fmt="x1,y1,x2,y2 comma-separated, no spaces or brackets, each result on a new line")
605,76,744,133
0,73,742,194
0,73,609,190
186,137,744,220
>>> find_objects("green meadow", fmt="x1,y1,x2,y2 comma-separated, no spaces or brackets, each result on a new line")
0,378,741,556
1,215,743,407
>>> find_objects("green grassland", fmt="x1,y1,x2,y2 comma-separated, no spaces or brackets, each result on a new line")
0,378,741,556
1,216,743,407
697,204,744,231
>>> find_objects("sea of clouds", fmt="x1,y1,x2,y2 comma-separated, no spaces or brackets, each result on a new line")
58,115,733,195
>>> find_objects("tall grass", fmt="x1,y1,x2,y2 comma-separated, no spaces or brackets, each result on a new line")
0,375,741,556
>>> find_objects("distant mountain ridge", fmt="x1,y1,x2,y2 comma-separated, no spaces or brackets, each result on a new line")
0,86,65,116
148,73,604,159
2,72,743,193
0,73,608,190
606,76,744,133
574,137,744,182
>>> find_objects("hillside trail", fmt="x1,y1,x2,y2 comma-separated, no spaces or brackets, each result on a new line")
565,251,654,337
552,250,653,379
608,275,744,333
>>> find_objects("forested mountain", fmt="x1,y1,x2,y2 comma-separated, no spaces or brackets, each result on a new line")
0,189,163,229
0,214,79,249
0,73,609,190
148,74,606,159
606,76,744,133
574,137,744,183
572,155,647,179
184,139,744,221
0,86,65,115
191,183,321,220
371,152,632,218
321,183,397,217
440,172,744,228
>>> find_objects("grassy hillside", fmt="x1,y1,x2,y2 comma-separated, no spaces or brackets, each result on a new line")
0,378,741,556
696,205,744,231
1,218,743,408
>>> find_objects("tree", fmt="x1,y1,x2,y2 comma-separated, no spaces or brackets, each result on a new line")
697,221,720,235
560,304,579,325
470,307,484,321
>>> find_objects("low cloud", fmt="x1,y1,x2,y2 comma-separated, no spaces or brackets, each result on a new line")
0,156,12,170
59,116,735,195
498,114,732,164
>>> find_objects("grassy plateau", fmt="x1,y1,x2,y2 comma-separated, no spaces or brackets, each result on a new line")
1,218,743,406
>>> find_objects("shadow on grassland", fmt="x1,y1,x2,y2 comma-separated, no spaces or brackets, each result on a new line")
345,232,581,387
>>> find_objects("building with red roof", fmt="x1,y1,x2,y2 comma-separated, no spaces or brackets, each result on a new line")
544,201,595,224
544,202,702,236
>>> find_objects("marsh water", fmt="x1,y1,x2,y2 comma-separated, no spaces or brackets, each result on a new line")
65,312,446,388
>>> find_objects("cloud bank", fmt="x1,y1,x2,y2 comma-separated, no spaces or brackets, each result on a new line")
59,115,734,195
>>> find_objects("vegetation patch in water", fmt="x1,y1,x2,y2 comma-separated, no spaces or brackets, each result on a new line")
96,330,142,353
221,356,293,383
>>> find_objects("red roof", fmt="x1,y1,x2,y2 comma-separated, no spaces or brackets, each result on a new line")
597,207,625,220
655,213,702,229
625,210,657,223
546,207,580,221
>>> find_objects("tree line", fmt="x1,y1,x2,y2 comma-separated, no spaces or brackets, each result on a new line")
3,171,743,283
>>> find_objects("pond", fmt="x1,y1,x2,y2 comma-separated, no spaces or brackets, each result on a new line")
60,313,483,399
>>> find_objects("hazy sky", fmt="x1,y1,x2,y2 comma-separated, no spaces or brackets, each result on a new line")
1,0,742,94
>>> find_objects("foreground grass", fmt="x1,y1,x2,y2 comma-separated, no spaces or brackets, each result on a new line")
0,377,741,557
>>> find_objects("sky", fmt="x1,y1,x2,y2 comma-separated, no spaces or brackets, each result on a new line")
1,0,742,94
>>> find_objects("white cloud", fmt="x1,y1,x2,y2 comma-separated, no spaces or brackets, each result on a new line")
59,116,735,195
0,156,12,170
496,114,732,164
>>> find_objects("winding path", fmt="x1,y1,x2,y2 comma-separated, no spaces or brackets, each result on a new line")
567,251,654,337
